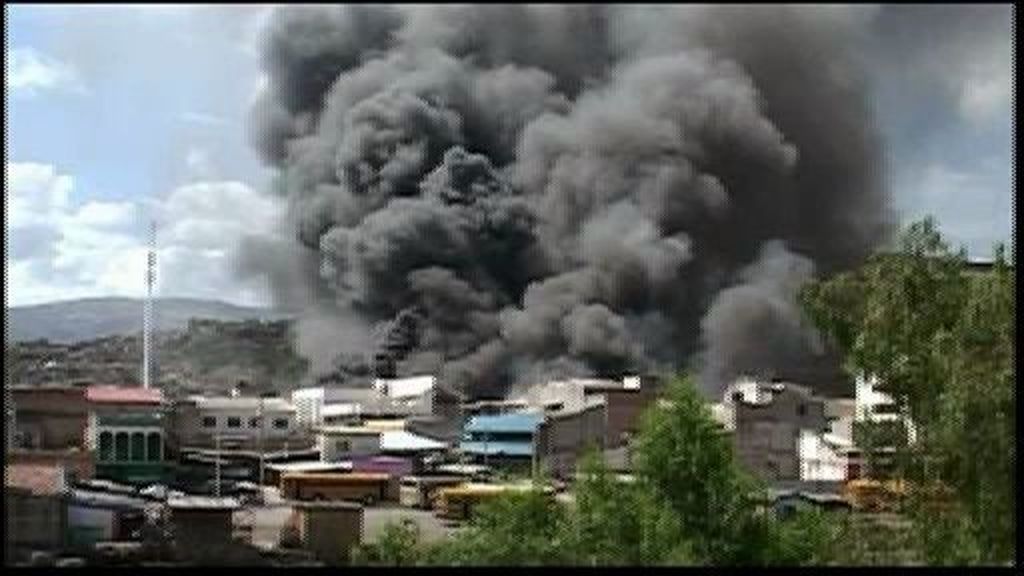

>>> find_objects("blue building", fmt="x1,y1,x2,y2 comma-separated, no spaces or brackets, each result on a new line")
459,412,543,465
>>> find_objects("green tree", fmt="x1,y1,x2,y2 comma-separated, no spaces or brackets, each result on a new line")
633,375,774,564
351,519,424,566
353,375,865,566
425,487,571,566
800,217,1016,565
563,451,694,565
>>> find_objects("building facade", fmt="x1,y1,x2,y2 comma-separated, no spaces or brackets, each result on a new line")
537,394,659,479
5,463,70,558
798,430,852,482
172,396,304,451
293,376,462,442
66,489,150,551
10,385,90,450
732,382,830,484
460,412,543,466
289,501,364,565
318,427,383,462
85,386,170,486
7,448,95,483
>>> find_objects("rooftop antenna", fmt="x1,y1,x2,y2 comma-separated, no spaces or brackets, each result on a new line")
143,220,157,389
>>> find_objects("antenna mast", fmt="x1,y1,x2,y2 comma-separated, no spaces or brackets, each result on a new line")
143,220,156,389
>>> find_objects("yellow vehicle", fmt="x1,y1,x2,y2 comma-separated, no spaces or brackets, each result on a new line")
280,472,397,506
399,475,467,509
433,482,554,521
843,479,908,512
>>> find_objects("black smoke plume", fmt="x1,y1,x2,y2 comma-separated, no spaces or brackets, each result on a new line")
241,5,894,398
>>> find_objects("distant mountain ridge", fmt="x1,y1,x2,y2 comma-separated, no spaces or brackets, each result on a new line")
6,297,292,344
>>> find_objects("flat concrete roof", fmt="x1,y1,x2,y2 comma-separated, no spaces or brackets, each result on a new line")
265,461,353,473
167,496,240,510
287,500,363,511
316,425,383,436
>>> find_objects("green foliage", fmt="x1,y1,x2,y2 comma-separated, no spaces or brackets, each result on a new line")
355,376,857,567
829,512,919,566
425,488,571,566
763,508,843,566
634,376,773,565
351,519,424,566
353,226,1016,568
564,452,694,565
800,217,1016,565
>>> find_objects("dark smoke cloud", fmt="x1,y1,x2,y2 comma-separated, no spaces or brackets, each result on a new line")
241,5,894,397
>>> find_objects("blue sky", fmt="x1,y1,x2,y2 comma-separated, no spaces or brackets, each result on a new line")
4,4,1014,308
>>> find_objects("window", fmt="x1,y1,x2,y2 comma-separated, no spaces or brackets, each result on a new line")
797,403,807,417
273,418,289,430
335,439,351,453
250,417,260,429
227,417,242,429
115,432,129,462
202,416,217,429
147,433,162,462
875,403,900,415
131,432,145,461
99,431,114,462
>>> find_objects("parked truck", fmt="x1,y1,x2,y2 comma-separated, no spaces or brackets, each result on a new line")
398,475,466,509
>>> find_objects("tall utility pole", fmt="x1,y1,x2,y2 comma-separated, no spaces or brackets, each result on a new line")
215,433,222,498
142,220,156,389
258,393,267,501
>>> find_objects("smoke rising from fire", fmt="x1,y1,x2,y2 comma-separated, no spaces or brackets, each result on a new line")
240,5,893,398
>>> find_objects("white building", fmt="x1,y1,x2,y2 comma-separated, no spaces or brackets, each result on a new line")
855,374,917,444
292,375,439,431
711,376,855,484
513,375,645,416
710,376,785,431
318,426,383,462
799,430,853,482
174,396,298,449
318,425,447,463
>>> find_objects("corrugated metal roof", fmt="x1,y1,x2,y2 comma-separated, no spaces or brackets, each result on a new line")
380,430,446,452
373,375,435,399
321,403,361,417
317,426,382,436
189,396,293,412
265,461,353,473
70,489,150,509
464,412,542,433
362,419,408,431
435,463,491,476
460,441,534,457
168,496,240,510
86,385,163,405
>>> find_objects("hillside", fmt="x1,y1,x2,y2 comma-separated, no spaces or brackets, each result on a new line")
4,318,310,397
5,297,291,344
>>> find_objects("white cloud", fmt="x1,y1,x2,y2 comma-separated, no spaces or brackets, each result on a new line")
955,43,1012,125
235,5,275,57
185,147,214,179
180,111,229,127
6,47,87,96
89,4,195,15
6,162,73,228
894,159,1013,257
6,161,283,308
